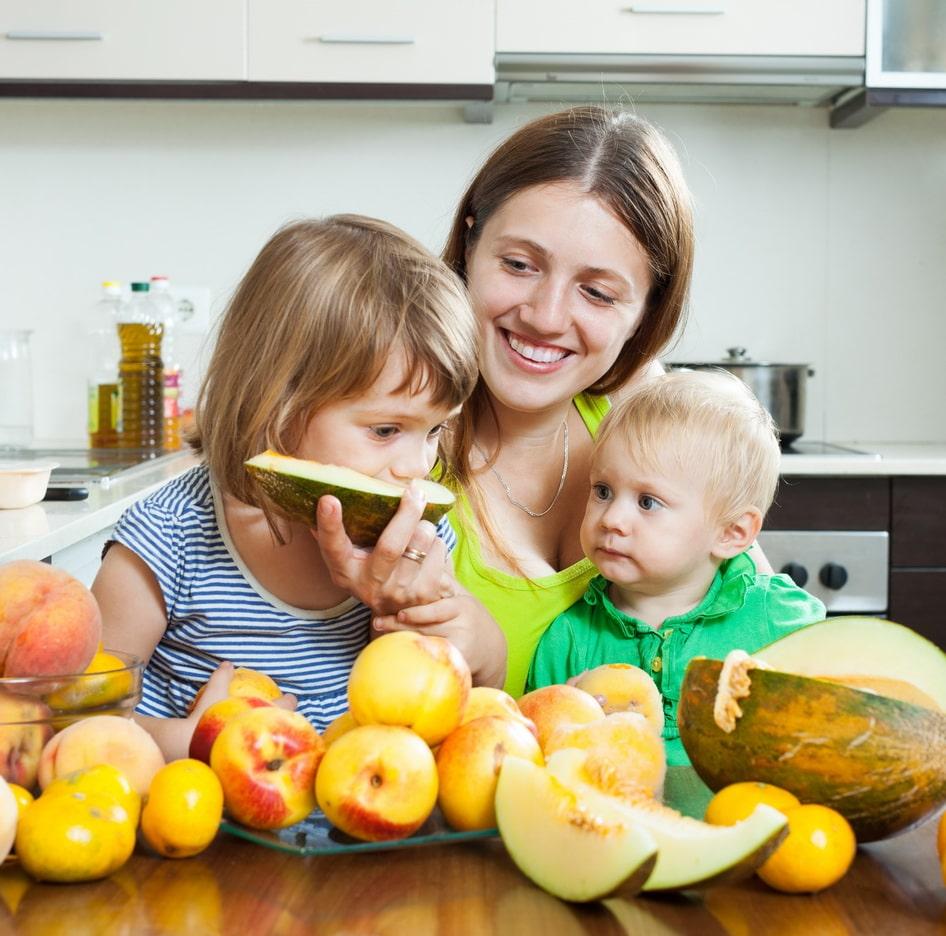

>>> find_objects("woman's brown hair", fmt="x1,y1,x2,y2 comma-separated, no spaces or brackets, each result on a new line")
441,106,695,566
190,215,479,511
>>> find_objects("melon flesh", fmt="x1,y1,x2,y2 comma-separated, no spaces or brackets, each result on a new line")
755,617,946,710
245,450,455,547
495,756,657,903
546,749,788,892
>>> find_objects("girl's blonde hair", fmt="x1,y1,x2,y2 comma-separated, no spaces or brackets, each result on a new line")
595,369,781,524
191,215,479,507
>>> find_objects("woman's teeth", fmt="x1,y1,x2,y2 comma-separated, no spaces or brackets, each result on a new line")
507,334,568,364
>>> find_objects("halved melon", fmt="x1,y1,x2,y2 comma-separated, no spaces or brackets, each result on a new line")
494,756,657,903
754,617,946,711
245,451,455,547
546,749,788,892
678,655,946,842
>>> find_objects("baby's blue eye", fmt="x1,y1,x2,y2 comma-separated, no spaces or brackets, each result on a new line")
639,494,661,511
592,483,612,501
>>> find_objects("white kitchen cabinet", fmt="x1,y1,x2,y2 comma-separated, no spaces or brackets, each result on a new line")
247,0,495,87
497,0,865,57
0,0,244,81
50,525,113,589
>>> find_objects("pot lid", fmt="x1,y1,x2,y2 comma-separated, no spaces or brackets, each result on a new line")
667,347,812,368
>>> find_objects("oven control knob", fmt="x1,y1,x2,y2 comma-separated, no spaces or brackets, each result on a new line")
780,562,808,588
819,563,848,590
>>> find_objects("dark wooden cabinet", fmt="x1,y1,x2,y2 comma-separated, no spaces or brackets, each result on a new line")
763,474,946,650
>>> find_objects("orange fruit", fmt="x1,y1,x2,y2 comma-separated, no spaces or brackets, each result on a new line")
6,784,34,817
938,810,946,862
757,803,856,894
43,763,142,827
140,758,224,858
46,651,135,711
15,790,136,883
704,781,801,826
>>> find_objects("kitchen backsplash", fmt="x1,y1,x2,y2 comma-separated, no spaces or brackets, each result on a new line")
1,98,944,444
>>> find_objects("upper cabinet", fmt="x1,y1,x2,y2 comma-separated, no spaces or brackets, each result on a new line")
247,0,494,87
0,0,245,81
497,0,866,57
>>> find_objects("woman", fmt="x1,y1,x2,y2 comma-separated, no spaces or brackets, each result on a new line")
319,106,762,697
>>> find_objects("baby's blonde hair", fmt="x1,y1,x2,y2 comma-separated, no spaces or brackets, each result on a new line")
191,215,480,506
595,369,780,524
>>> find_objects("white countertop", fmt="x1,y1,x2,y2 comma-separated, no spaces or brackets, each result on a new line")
2,442,945,566
0,451,198,563
780,443,946,476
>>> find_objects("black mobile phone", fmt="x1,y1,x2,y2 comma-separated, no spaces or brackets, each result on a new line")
43,486,90,501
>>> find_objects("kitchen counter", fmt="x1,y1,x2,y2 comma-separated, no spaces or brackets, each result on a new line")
0,806,939,933
0,450,198,565
781,443,946,476
3,443,946,568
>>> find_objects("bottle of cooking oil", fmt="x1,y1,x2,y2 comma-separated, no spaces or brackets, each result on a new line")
149,275,182,450
87,280,124,449
118,282,164,452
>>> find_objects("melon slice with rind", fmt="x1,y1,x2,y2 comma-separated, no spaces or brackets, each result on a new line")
495,756,658,903
546,749,788,892
755,617,946,711
245,450,455,547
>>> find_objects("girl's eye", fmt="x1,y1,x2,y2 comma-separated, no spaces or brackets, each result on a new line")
428,423,448,439
370,425,399,440
581,285,617,306
500,257,532,274
639,494,662,511
592,483,612,501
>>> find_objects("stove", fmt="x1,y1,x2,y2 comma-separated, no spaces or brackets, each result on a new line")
0,447,181,487
781,440,880,458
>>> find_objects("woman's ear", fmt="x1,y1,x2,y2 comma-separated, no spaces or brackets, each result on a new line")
465,215,475,230
712,507,763,560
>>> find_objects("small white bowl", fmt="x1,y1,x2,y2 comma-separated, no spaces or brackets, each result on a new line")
0,462,58,509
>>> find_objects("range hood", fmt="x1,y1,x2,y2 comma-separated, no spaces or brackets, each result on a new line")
495,53,865,108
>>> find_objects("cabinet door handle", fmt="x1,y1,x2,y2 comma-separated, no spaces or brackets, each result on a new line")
315,34,415,45
5,30,104,41
621,4,725,13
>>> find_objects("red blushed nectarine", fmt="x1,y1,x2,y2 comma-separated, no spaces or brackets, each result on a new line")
0,560,101,678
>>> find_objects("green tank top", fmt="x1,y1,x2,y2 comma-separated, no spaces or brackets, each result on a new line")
448,393,611,698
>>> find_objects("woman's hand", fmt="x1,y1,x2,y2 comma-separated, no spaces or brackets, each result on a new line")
370,586,507,690
314,484,454,615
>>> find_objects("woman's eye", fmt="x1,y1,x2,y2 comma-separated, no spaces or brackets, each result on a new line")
370,425,399,440
582,285,617,306
428,423,448,439
639,494,662,511
592,483,612,501
500,257,532,274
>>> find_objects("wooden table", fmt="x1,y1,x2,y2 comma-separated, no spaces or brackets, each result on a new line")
0,816,942,934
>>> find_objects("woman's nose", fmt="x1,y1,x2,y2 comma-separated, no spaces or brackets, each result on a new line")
519,279,570,334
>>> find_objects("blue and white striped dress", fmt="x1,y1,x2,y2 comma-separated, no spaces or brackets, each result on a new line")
110,464,455,732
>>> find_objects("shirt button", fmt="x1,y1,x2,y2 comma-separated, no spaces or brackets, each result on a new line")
651,658,663,673
663,628,673,639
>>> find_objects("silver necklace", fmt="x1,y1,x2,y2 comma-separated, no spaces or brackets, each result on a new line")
475,420,569,519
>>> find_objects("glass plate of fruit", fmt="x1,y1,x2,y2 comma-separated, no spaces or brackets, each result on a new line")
220,807,497,856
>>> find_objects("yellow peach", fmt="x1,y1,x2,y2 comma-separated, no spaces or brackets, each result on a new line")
516,684,605,753
459,687,538,738
574,664,664,735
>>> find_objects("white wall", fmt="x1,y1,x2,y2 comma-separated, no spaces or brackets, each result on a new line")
1,96,944,444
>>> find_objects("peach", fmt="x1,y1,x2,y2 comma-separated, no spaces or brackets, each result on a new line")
316,724,437,842
545,712,666,798
0,778,18,864
436,715,544,831
459,687,538,738
322,711,359,747
0,690,53,789
188,695,275,764
0,560,101,678
348,632,471,746
574,664,664,734
211,706,323,830
37,714,165,796
187,666,282,715
517,684,605,753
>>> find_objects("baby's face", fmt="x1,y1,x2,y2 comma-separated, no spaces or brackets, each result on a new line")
580,439,722,592
295,351,458,486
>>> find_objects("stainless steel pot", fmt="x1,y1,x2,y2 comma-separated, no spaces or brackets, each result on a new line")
666,347,815,447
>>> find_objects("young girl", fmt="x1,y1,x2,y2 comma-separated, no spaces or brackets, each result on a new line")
92,215,489,760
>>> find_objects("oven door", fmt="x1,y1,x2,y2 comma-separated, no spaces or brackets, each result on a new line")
757,531,889,614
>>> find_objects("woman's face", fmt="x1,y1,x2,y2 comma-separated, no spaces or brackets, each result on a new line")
465,181,653,415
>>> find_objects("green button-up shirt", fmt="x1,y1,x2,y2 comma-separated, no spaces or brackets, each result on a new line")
525,552,826,766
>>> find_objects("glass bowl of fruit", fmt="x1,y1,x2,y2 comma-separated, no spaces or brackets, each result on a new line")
0,648,144,791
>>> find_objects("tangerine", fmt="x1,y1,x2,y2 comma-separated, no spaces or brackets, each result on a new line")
6,784,34,817
43,763,141,827
140,758,224,858
704,781,800,826
756,804,856,894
